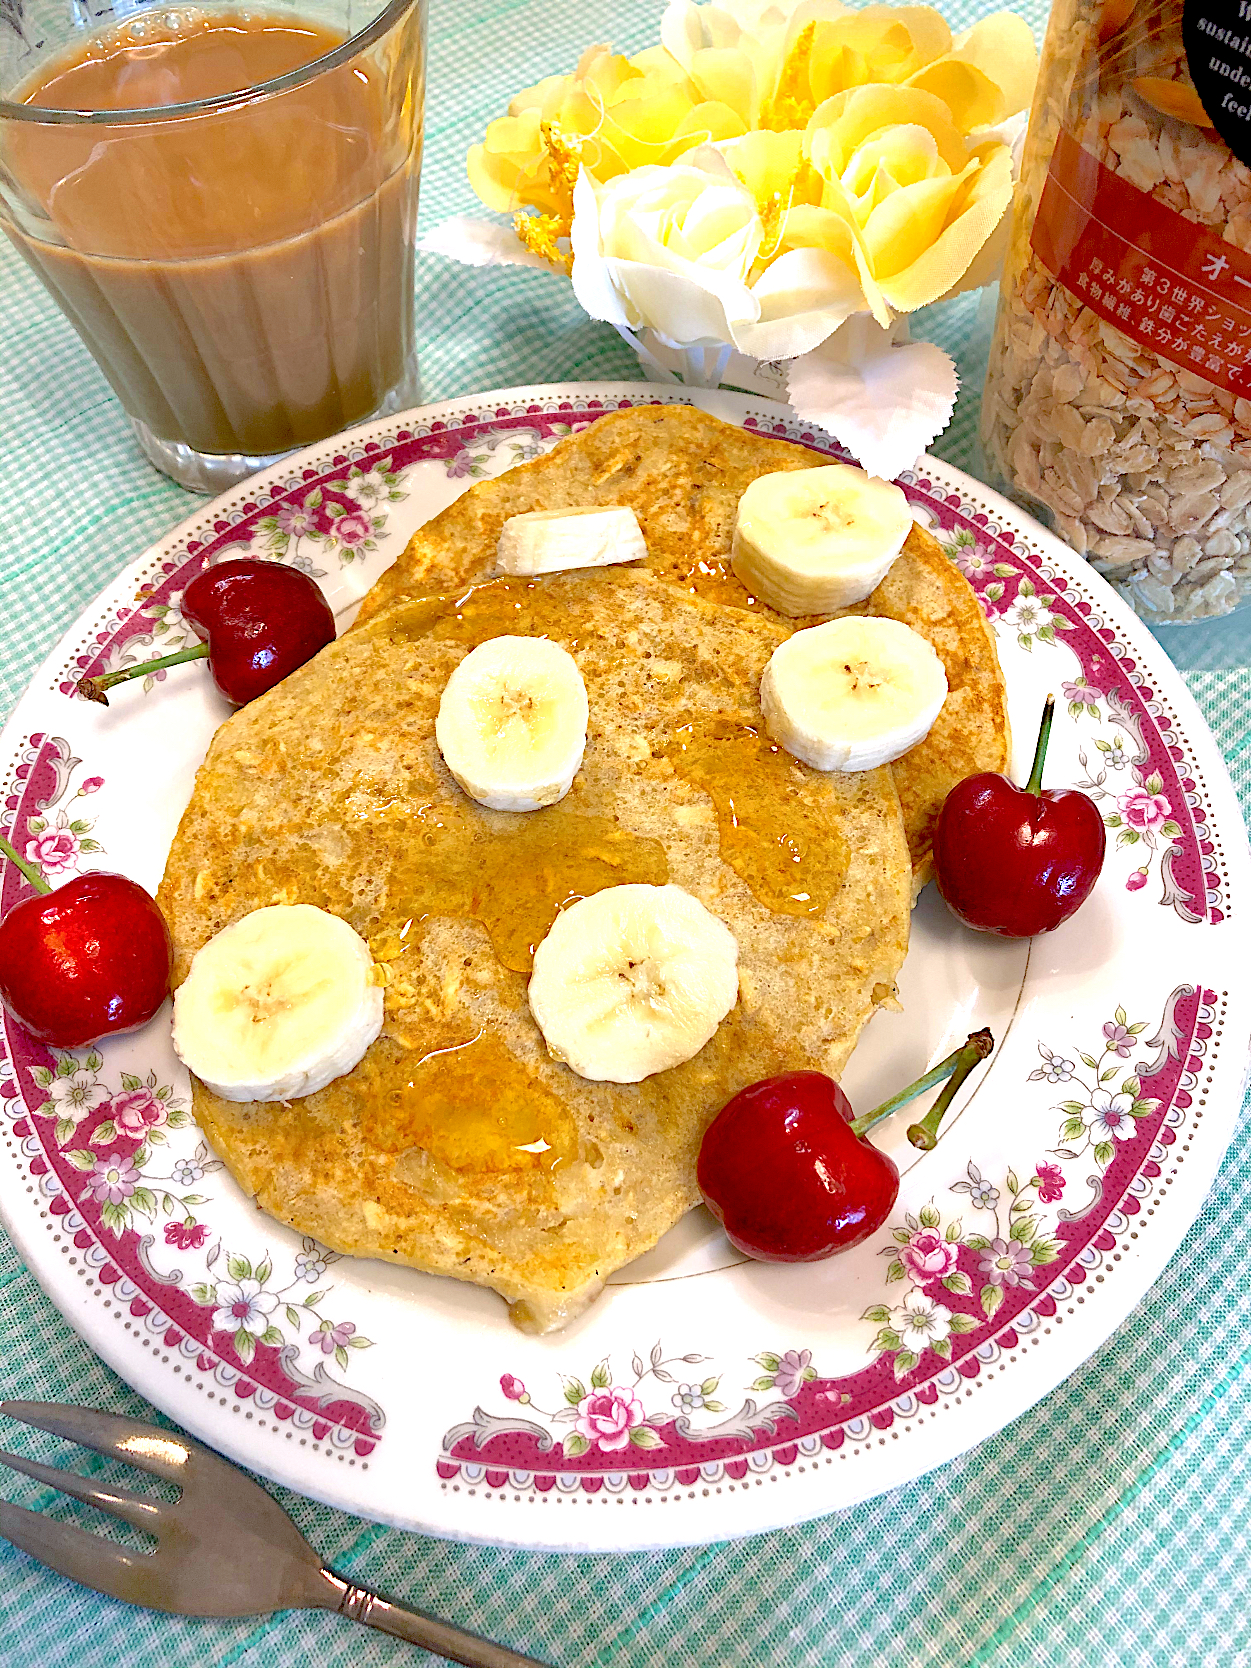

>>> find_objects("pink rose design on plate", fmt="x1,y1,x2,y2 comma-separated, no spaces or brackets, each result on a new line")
25,828,80,876
334,511,372,549
574,1386,644,1452
500,1374,529,1403
112,1087,168,1138
1118,786,1171,833
898,1227,958,1284
79,776,105,795
1126,867,1149,892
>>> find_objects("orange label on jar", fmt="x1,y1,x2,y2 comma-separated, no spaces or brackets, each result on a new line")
1032,127,1251,398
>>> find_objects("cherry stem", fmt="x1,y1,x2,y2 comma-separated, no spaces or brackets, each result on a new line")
76,642,209,706
906,1029,995,1152
0,833,51,895
850,1031,992,1138
1024,694,1056,796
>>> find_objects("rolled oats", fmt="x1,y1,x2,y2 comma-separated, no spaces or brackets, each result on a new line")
982,0,1251,621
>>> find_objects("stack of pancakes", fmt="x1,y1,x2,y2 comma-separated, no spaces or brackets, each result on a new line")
159,406,1009,1332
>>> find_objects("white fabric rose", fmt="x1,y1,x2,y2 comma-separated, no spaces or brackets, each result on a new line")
571,157,763,348
571,144,866,359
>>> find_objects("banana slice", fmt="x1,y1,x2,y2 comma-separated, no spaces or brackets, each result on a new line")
435,635,588,812
760,616,948,772
171,904,383,1103
731,465,913,616
528,883,739,1083
496,507,647,576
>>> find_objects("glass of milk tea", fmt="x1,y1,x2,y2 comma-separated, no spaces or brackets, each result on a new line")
0,0,425,490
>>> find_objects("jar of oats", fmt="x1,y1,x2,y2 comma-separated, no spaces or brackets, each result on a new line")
983,0,1251,622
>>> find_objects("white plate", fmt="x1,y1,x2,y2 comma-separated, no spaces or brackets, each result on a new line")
0,384,1246,1553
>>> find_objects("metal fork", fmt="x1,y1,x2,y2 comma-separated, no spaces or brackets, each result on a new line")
0,1401,549,1667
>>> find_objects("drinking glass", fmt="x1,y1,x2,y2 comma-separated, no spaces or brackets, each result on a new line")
0,0,426,491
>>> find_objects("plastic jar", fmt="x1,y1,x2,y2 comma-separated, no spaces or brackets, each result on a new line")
983,0,1251,622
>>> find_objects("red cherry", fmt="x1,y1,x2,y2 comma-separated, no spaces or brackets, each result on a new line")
0,872,172,1048
76,558,335,709
697,1033,994,1264
933,695,1105,938
698,1072,900,1262
180,558,336,706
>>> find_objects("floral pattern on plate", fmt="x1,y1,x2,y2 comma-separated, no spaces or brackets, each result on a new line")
444,420,594,480
1038,1008,1160,1169
252,453,409,572
15,738,105,877
865,1160,1064,1379
482,1344,725,1458
939,529,1071,652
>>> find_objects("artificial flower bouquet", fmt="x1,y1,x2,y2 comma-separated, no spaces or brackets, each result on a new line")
426,0,1038,478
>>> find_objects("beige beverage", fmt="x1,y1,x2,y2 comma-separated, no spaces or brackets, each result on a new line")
2,9,421,461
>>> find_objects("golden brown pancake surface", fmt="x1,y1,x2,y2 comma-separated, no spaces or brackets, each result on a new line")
160,567,912,1331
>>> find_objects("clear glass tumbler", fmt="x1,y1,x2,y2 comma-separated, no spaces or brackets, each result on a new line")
0,0,426,491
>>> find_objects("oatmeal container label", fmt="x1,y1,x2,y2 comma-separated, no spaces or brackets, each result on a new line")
1183,1,1251,168
1031,128,1251,399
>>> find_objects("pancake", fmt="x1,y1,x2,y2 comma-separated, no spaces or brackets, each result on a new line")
159,567,912,1332
355,403,1011,885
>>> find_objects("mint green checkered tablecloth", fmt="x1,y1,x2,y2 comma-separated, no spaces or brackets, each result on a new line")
3,1,1251,1663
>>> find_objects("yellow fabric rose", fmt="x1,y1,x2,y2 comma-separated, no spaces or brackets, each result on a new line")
803,83,1014,319
710,133,867,358
710,129,860,294
468,45,746,219
469,108,567,218
906,13,1038,134
659,0,790,130
759,5,1035,135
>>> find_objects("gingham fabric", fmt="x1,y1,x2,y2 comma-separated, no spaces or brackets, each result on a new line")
3,2,1251,1664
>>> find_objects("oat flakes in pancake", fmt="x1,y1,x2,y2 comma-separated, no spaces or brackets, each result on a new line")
159,567,911,1333
355,404,1010,884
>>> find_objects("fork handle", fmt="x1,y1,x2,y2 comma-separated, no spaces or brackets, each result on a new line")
320,1570,551,1667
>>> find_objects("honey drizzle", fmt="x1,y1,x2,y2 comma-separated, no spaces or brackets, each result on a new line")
664,717,848,916
388,575,588,650
341,579,674,1175
386,577,855,917
335,579,842,1175
670,555,764,612
368,1029,578,1173
373,799,668,973
367,577,671,969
